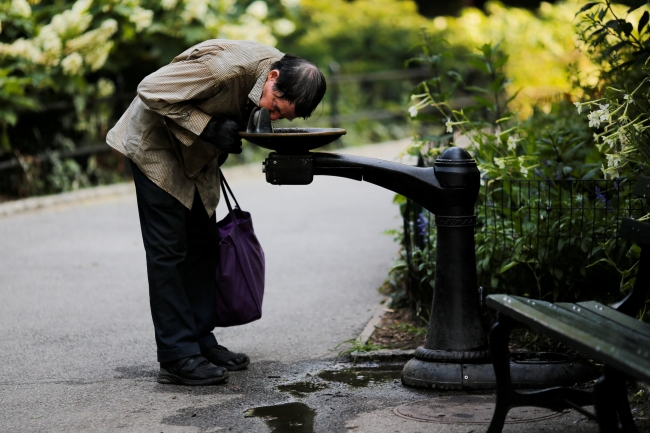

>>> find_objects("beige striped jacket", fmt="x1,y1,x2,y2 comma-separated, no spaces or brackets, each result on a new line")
107,39,283,216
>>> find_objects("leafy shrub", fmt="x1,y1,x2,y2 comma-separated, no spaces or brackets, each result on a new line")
393,1,650,318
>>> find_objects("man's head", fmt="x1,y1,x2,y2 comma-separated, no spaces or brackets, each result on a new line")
259,54,326,121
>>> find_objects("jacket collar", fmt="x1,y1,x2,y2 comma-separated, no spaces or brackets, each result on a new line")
248,65,269,106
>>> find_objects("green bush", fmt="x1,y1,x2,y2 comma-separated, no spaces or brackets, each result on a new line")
392,0,650,319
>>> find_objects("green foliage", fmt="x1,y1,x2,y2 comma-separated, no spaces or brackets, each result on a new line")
277,0,428,73
397,10,648,312
1,0,428,197
273,0,429,147
574,0,650,180
390,322,427,339
0,0,292,197
334,337,386,364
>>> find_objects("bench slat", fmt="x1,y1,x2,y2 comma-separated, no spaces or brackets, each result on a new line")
555,301,650,339
486,295,650,382
525,298,650,353
577,301,650,338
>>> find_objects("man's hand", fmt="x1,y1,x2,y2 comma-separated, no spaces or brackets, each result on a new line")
200,117,244,154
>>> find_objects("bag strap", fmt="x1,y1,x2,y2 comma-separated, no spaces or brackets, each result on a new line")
219,169,240,221
219,169,240,208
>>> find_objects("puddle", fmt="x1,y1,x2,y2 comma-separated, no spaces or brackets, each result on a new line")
317,367,402,388
277,381,328,397
244,402,315,433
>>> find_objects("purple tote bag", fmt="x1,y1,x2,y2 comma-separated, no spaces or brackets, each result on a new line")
214,171,265,327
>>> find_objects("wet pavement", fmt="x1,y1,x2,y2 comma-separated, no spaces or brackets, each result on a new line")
0,140,627,432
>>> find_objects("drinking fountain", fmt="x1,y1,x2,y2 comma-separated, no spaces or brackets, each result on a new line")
240,108,594,389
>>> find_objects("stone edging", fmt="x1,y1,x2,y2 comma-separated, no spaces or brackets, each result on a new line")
0,182,135,218
350,298,417,363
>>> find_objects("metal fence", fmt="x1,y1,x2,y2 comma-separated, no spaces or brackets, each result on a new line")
478,178,646,264
402,178,648,314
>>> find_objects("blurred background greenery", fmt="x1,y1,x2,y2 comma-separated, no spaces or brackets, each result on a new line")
0,0,596,199
3,0,650,321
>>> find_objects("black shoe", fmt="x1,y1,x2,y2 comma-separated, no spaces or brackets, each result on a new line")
202,345,250,371
158,355,229,385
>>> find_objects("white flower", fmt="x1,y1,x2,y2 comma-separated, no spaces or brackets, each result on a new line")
273,18,295,36
61,52,83,75
606,153,621,168
130,7,154,32
588,110,601,128
71,0,92,15
597,103,611,123
593,133,599,142
11,0,31,17
408,106,418,118
445,119,453,133
507,136,518,151
161,0,178,10
520,166,529,177
97,78,115,98
280,0,300,8
183,0,208,22
247,1,269,20
0,38,43,64
620,133,629,146
573,102,582,114
494,157,506,170
433,16,448,30
38,26,62,55
604,134,617,149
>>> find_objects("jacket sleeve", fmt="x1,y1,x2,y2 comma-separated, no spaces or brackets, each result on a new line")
137,58,216,146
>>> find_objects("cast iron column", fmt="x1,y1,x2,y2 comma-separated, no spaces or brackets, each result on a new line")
402,147,489,389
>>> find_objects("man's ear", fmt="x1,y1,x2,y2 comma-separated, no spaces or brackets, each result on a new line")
267,69,280,82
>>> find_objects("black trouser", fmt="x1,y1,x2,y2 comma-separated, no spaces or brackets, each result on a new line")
130,161,220,362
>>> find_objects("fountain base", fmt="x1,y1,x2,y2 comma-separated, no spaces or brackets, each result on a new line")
402,352,597,390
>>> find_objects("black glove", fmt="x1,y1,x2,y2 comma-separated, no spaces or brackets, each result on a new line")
200,117,243,154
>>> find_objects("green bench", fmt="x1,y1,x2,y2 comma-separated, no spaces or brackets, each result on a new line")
486,175,650,433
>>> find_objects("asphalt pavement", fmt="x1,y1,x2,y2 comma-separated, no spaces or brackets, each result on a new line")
0,140,609,432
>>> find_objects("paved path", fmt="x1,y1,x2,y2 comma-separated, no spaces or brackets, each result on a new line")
0,141,605,432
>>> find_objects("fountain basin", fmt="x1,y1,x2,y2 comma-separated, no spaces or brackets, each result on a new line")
240,127,346,154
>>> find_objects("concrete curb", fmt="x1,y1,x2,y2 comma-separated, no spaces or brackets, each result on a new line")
352,296,418,365
0,182,135,218
359,298,389,344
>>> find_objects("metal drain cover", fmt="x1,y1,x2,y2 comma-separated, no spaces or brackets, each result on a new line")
393,395,567,424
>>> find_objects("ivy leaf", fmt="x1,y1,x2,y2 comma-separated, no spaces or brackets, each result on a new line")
604,41,629,57
627,0,647,13
493,54,509,70
500,261,519,273
591,31,608,47
623,21,634,36
639,11,649,34
575,2,599,17
598,7,607,21
605,19,620,31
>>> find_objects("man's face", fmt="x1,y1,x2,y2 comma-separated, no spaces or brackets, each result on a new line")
259,70,297,121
